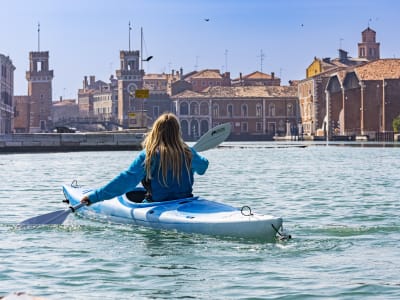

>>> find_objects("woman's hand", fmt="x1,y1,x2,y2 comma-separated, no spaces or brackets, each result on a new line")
81,195,91,206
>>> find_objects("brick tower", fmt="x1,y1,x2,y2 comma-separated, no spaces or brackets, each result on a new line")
25,51,54,132
116,50,144,128
358,27,380,60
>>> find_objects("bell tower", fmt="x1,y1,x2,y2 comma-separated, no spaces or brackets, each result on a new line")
25,24,54,133
358,27,380,60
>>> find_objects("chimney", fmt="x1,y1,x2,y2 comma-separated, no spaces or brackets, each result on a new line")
271,72,275,80
89,75,95,86
240,72,243,85
180,67,183,80
83,76,88,89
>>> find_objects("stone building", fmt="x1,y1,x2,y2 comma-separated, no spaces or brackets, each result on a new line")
171,85,298,140
0,54,15,134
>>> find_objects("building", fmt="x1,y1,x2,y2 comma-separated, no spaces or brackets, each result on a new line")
185,69,231,92
326,59,400,139
13,96,30,133
232,71,281,86
298,27,377,138
172,85,298,140
52,98,79,125
0,54,15,134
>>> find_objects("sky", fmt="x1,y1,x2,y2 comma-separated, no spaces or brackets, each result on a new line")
1,0,400,99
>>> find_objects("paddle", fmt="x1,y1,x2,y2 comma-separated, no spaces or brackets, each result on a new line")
19,122,231,226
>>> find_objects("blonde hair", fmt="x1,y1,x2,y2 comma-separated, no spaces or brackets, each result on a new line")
142,113,192,186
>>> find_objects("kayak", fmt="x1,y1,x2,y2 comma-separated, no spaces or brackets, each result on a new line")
62,183,284,241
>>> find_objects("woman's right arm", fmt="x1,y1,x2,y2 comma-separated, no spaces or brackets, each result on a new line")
190,148,209,175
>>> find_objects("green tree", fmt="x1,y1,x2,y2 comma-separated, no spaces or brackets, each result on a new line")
393,115,400,133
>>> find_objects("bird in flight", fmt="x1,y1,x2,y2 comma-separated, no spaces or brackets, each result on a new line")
204,18,210,22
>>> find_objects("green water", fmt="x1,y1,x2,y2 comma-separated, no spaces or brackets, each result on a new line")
1,142,399,299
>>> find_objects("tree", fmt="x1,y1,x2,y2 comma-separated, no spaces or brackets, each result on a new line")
393,115,400,133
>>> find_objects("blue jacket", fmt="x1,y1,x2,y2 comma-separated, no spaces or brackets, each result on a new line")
87,148,208,203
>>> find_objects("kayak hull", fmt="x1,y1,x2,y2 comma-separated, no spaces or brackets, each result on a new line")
62,184,283,241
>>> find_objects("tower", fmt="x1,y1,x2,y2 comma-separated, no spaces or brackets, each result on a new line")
358,27,380,60
116,50,144,127
25,51,54,132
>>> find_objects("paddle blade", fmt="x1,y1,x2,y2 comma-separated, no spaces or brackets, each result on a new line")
19,203,84,226
193,123,231,152
19,208,72,226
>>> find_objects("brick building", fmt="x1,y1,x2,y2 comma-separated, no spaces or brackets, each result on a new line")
25,51,54,132
326,59,400,139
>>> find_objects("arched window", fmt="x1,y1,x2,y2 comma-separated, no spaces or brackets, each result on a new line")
190,102,199,115
200,102,209,115
269,103,275,116
200,120,209,136
180,102,188,115
227,104,233,117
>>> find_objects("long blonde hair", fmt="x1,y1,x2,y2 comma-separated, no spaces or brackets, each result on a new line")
142,113,192,186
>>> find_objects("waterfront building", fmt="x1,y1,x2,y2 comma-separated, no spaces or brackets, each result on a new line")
0,54,15,134
171,85,298,140
298,27,378,138
326,59,400,139
231,71,281,86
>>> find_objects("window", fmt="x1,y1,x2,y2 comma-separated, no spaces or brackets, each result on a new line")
227,104,233,117
213,104,219,117
256,104,262,117
256,122,262,132
287,103,294,116
241,104,248,117
269,103,275,116
190,102,199,115
200,102,209,115
241,122,248,132
180,102,189,115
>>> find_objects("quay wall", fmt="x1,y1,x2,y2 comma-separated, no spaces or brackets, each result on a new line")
0,132,144,153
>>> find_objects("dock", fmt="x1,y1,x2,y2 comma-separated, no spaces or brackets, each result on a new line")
0,132,144,153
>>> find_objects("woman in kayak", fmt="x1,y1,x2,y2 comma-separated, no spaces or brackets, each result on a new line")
81,113,209,205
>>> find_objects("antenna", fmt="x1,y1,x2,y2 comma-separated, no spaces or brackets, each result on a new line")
224,49,228,72
339,38,344,49
128,21,132,51
194,56,199,70
257,49,265,72
140,27,143,69
37,22,40,52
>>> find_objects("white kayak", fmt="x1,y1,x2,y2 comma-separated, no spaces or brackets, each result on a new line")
62,183,285,241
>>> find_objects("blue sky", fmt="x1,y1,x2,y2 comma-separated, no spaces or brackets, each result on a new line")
1,0,400,99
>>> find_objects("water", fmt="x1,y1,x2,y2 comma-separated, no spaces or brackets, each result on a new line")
1,142,399,299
